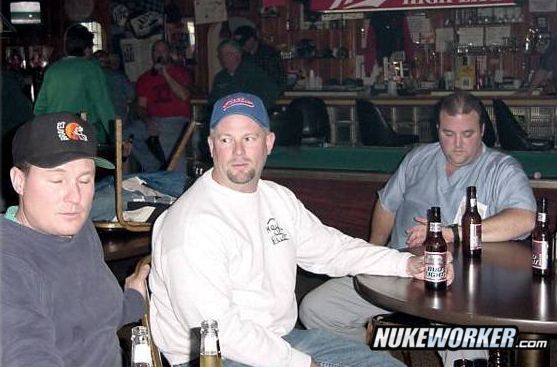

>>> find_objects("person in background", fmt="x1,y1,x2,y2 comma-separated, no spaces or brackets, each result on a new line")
299,91,536,366
149,92,453,367
128,39,193,172
1,54,34,210
233,25,286,91
92,50,135,124
0,112,149,366
208,39,280,109
34,24,115,144
526,33,557,96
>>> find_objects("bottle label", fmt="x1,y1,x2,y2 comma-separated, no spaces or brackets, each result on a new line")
200,355,223,367
532,240,549,270
132,343,152,365
469,223,482,250
424,251,447,283
537,212,547,222
429,222,442,233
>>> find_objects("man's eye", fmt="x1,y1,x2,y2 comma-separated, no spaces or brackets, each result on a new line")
79,179,91,184
220,137,231,143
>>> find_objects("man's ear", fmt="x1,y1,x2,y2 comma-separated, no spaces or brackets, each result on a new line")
207,136,214,158
10,167,26,195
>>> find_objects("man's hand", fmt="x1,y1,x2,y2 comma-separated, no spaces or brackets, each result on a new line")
407,254,455,285
125,263,150,299
405,216,428,247
406,216,454,247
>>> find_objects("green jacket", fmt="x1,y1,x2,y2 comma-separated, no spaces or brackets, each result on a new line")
34,57,115,143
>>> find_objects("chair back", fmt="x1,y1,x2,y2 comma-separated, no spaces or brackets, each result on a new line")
357,99,419,146
288,97,330,145
94,118,196,232
493,99,528,150
135,255,164,367
270,106,303,146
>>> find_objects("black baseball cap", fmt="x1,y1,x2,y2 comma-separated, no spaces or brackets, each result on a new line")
12,112,114,169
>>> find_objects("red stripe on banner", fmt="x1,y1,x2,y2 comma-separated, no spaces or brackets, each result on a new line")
311,0,516,12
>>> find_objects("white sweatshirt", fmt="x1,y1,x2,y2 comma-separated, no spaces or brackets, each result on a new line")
149,170,412,366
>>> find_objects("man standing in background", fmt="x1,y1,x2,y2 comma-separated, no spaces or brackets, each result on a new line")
233,25,286,91
34,24,115,144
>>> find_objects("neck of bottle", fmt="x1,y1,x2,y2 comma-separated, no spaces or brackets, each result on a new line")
466,196,478,213
427,221,443,238
536,211,548,229
200,330,220,356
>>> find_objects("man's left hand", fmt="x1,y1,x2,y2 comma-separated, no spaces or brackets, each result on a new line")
406,216,453,247
125,263,150,299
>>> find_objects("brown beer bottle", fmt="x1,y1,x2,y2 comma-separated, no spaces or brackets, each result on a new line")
424,206,448,290
532,198,552,277
462,186,482,258
453,359,474,367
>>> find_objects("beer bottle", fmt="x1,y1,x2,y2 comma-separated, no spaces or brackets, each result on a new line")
200,319,223,367
488,349,509,367
532,198,552,277
453,359,474,367
424,206,448,290
79,111,88,121
462,186,482,258
130,326,153,367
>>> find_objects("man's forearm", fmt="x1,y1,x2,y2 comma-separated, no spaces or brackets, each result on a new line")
162,71,190,101
369,200,395,246
480,208,536,242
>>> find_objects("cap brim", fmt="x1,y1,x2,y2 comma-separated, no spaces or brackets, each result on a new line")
94,157,115,170
26,152,115,170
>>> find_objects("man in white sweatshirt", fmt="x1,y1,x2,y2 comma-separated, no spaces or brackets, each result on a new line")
149,92,451,367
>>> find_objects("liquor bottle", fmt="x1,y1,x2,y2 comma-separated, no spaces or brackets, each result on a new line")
131,326,153,367
79,111,88,121
462,186,482,257
424,207,448,290
200,319,223,367
532,198,552,277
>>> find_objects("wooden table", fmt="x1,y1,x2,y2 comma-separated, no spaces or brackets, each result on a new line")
354,241,557,365
355,241,557,334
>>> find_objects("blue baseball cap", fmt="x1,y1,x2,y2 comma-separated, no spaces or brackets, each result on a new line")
210,93,270,129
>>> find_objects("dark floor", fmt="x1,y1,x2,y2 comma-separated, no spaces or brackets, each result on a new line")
107,258,556,367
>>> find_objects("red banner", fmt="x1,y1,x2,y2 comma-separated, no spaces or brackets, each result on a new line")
311,0,516,12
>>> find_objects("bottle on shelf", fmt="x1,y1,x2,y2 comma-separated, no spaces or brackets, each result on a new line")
130,325,153,367
200,319,223,367
424,206,448,291
462,186,482,258
80,111,87,121
531,198,552,277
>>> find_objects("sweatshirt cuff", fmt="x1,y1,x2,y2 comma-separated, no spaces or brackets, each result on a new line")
398,252,414,278
290,348,312,367
122,288,146,325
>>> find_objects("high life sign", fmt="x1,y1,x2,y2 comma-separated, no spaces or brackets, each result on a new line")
311,0,517,12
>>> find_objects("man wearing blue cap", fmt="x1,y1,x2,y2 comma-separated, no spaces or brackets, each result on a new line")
1,112,149,366
149,93,451,366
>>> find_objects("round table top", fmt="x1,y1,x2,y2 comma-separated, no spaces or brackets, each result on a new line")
354,241,557,334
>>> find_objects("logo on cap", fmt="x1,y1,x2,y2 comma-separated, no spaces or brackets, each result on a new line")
222,96,255,111
57,121,88,142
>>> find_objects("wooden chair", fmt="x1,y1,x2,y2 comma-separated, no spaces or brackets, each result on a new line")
94,117,197,232
135,255,164,367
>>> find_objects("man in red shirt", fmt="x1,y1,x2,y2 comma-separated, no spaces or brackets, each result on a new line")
129,40,192,172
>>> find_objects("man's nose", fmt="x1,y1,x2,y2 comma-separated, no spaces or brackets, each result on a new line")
63,182,81,204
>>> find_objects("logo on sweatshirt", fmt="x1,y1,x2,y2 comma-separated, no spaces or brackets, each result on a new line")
266,218,289,245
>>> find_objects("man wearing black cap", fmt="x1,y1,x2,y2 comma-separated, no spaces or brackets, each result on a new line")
0,112,149,366
233,25,286,91
148,93,450,367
